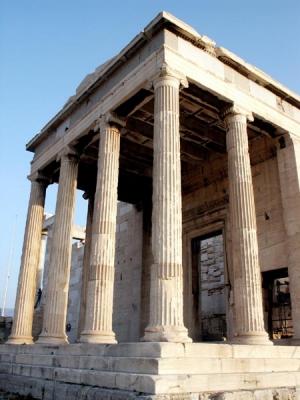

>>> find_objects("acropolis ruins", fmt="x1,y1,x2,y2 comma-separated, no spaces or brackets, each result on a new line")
1,11,300,399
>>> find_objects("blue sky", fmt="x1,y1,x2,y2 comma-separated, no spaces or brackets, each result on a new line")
0,0,300,310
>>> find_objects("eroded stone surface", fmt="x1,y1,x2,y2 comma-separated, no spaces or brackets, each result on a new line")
6,10,300,400
1,341,300,397
7,179,46,345
80,120,120,344
143,67,190,343
224,108,270,345
37,153,78,345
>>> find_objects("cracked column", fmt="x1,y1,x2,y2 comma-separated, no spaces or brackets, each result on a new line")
224,106,271,345
143,65,191,342
80,115,122,344
37,150,78,344
7,175,47,344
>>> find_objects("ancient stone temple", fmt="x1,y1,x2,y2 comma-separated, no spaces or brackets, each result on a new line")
1,11,300,399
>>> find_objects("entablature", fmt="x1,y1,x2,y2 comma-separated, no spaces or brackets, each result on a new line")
27,11,300,188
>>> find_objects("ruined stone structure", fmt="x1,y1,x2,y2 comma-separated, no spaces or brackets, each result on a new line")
32,204,144,344
32,215,86,342
0,318,12,344
1,12,300,399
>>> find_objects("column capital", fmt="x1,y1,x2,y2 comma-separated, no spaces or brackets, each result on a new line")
56,145,79,163
27,171,50,185
97,112,126,132
222,104,254,123
153,63,188,90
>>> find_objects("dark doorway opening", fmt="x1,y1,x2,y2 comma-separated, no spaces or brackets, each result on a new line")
262,268,293,339
191,230,227,342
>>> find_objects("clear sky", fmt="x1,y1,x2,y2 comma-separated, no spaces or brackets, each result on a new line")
0,0,299,311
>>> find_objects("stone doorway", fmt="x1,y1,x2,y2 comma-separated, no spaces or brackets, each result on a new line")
191,231,227,342
262,268,293,339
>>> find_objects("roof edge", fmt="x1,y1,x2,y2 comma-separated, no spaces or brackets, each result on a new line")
27,11,300,152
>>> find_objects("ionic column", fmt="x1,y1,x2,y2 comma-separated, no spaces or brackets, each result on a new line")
224,106,271,345
80,115,122,343
37,150,78,344
143,65,191,342
78,192,94,338
7,175,47,344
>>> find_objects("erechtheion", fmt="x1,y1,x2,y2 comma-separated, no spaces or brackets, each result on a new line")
1,11,300,399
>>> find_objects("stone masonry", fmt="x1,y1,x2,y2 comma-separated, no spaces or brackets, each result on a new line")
3,11,300,399
199,234,226,340
36,204,225,344
33,202,144,344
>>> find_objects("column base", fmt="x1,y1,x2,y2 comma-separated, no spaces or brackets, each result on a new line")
142,325,192,343
231,332,273,346
36,333,69,345
6,335,33,345
80,330,117,344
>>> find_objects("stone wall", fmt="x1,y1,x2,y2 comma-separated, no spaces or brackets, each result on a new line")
35,234,86,343
33,202,143,343
32,223,54,340
182,135,289,338
113,203,143,342
0,317,12,343
199,234,226,340
31,144,292,343
182,135,287,271
66,242,84,343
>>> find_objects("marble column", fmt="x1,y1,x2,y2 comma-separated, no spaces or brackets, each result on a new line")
7,175,47,344
143,65,191,342
224,106,271,345
37,150,78,344
80,115,122,343
78,192,94,338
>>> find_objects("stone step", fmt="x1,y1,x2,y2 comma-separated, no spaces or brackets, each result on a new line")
1,342,300,359
0,373,298,400
2,366,300,395
2,353,300,375
154,371,300,395
158,357,300,374
0,343,178,357
1,343,300,397
9,354,159,374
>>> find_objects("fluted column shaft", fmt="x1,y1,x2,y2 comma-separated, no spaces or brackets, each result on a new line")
7,179,46,344
37,153,78,344
225,108,271,345
80,121,120,343
78,193,94,338
143,68,191,342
